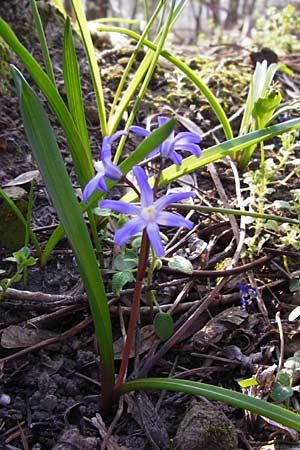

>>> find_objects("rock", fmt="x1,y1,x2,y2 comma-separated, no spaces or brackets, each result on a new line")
0,186,28,251
175,401,238,450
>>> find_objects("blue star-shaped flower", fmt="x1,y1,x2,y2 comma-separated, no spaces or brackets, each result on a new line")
83,131,127,204
100,166,195,256
129,116,202,165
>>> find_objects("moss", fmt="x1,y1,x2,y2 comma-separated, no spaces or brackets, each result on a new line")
175,401,238,450
0,37,12,95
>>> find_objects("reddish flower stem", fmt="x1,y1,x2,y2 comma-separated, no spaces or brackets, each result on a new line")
114,230,149,391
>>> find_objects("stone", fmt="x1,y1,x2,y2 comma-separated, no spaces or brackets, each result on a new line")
0,186,28,251
175,401,238,450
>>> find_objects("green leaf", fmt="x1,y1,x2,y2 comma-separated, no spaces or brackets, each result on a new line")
237,377,258,388
284,357,300,371
97,26,233,141
272,200,291,210
167,256,193,275
92,207,112,217
12,66,115,407
113,254,137,271
271,381,293,403
122,117,300,203
40,118,177,265
63,17,90,159
118,378,300,430
0,18,93,187
29,0,55,85
277,371,291,387
112,271,134,295
153,312,174,340
70,0,107,135
289,279,300,293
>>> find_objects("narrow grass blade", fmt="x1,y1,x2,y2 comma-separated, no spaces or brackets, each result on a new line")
122,117,300,203
172,204,300,225
0,188,41,259
118,378,300,431
63,17,91,157
70,0,107,136
107,0,165,127
29,0,56,85
12,66,115,408
0,19,93,187
97,26,233,141
113,0,176,163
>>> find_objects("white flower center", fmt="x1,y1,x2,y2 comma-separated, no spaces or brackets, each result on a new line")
94,160,105,176
141,205,156,222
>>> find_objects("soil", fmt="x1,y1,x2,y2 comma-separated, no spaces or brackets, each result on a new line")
1,2,300,449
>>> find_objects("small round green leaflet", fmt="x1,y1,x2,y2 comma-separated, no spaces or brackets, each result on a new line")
153,312,174,340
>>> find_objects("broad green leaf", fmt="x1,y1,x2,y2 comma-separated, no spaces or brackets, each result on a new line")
12,66,115,407
153,312,174,340
167,256,193,275
70,0,107,135
112,271,135,295
63,17,90,158
271,382,293,403
0,18,93,187
118,378,300,430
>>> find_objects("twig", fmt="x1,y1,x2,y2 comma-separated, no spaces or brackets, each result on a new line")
0,318,92,365
275,311,285,376
138,277,229,377
208,161,240,242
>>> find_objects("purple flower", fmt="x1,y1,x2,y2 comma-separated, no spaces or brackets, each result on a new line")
129,116,202,165
83,131,127,203
236,283,257,311
100,166,195,256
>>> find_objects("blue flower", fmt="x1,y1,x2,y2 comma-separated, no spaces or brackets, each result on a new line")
100,166,195,256
129,116,202,165
83,131,127,203
236,283,257,311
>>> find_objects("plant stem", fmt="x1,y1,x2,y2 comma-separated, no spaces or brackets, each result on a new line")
114,230,149,390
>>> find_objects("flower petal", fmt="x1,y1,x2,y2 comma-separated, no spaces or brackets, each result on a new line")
100,199,141,215
101,131,128,161
129,126,150,138
174,142,202,157
173,132,202,144
132,166,153,207
154,192,195,211
83,172,106,203
156,211,194,229
157,116,169,127
114,217,145,245
168,150,182,165
103,160,122,181
146,222,165,256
